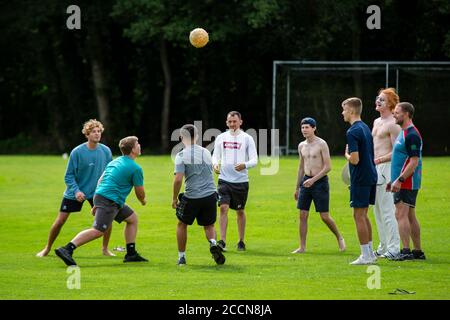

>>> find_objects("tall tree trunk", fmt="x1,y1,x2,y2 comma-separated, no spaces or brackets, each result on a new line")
87,24,111,143
160,38,171,153
91,58,110,129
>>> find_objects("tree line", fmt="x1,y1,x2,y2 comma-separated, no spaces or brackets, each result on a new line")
1,0,449,155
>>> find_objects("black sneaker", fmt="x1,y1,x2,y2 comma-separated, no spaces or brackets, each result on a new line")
210,244,225,265
177,256,186,266
401,248,414,260
374,250,385,258
55,247,77,266
123,253,148,263
217,240,227,252
237,240,246,251
412,249,426,260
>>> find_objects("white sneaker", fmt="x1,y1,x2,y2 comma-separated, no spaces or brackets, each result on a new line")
350,255,377,265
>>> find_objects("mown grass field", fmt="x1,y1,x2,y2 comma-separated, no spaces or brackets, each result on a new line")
0,156,449,300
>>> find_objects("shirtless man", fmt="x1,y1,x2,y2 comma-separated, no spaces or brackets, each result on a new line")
372,88,401,259
292,117,346,253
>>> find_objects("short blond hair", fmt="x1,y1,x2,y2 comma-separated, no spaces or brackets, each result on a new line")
342,97,363,115
82,119,104,136
119,136,138,155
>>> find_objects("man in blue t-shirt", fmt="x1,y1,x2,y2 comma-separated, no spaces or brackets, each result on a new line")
387,102,425,260
342,97,378,265
55,136,148,266
172,124,225,266
36,119,113,258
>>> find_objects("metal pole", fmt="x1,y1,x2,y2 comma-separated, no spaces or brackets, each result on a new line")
286,71,290,155
396,69,399,94
386,63,389,87
271,61,277,156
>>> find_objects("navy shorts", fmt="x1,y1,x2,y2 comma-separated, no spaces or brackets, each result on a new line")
60,197,94,213
350,185,376,208
394,189,419,208
297,175,329,212
176,192,217,226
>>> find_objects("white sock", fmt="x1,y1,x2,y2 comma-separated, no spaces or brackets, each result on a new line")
361,244,371,259
209,239,217,245
368,241,373,252
178,251,185,259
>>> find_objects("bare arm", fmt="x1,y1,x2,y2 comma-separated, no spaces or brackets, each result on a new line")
391,157,419,192
345,144,360,165
172,173,184,208
294,145,304,200
134,186,146,205
295,144,305,190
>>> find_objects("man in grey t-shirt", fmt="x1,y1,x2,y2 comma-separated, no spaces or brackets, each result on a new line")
172,124,225,266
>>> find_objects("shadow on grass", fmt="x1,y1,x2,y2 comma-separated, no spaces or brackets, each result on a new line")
175,263,247,273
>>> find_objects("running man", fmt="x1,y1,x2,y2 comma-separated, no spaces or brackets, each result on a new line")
387,102,426,260
212,111,258,251
55,136,148,266
342,97,378,265
36,119,114,257
172,124,225,265
292,117,346,253
372,88,401,259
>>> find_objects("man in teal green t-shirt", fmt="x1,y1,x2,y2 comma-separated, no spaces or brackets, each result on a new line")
55,136,148,266
36,119,113,258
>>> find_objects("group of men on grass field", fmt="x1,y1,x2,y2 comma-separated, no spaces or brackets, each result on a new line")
36,88,425,267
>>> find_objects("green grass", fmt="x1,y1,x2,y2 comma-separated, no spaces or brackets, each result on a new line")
0,156,449,300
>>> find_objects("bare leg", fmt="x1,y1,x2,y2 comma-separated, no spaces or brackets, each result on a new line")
219,204,229,243
71,228,104,248
102,225,115,256
124,213,138,244
236,209,246,242
395,202,411,249
353,208,370,244
292,210,308,253
320,212,346,251
365,214,373,243
408,207,421,250
203,225,216,241
36,212,69,257
177,221,188,252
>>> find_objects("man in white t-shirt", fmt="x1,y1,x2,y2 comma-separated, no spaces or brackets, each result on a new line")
212,111,258,251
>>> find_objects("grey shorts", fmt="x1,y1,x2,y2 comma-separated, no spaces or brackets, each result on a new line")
92,194,134,232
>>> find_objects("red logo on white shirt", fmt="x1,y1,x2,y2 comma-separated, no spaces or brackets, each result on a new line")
223,142,242,149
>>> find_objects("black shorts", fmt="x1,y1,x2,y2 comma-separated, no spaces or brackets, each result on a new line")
60,197,94,213
297,175,329,212
176,192,217,226
394,189,419,208
350,185,376,208
217,179,249,210
92,194,134,232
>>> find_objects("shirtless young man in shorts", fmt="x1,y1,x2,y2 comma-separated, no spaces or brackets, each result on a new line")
292,117,346,253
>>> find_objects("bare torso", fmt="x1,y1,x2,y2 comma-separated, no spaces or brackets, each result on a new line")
299,137,327,176
372,116,400,159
